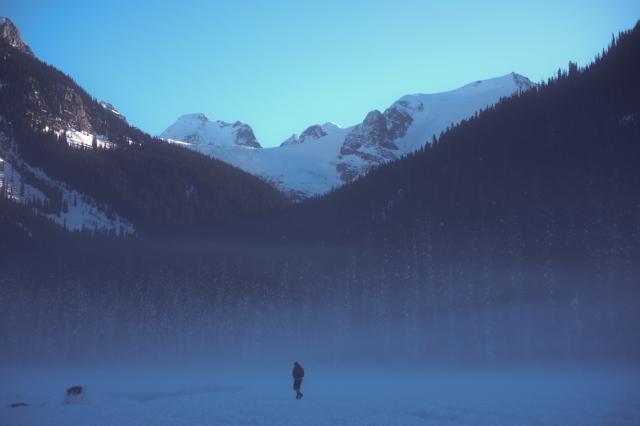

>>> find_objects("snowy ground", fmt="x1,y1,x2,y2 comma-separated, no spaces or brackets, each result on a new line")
1,365,638,426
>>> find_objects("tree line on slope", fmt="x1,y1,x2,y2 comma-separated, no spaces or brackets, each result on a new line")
0,38,288,235
254,22,640,262
1,236,638,363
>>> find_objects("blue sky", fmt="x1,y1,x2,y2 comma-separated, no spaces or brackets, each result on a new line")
4,0,639,146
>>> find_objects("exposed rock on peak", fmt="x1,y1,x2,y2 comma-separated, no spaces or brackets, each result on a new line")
338,110,399,182
280,122,341,146
302,124,327,139
334,73,534,184
161,72,534,198
160,114,261,148
99,101,126,121
0,17,34,56
233,123,260,148
510,72,534,91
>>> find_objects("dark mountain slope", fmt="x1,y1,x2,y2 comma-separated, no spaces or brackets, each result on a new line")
256,22,640,258
0,18,287,235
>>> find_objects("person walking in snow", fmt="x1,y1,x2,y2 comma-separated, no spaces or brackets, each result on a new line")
292,361,305,399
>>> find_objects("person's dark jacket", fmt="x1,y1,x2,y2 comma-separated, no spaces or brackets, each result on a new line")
293,363,304,379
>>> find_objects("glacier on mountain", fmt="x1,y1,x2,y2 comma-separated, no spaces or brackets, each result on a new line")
161,73,534,199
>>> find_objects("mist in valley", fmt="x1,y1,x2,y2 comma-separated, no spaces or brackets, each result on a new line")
1,239,639,425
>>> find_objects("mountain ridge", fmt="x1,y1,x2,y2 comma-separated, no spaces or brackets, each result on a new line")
0,19,287,237
161,72,533,198
252,21,640,245
0,17,33,56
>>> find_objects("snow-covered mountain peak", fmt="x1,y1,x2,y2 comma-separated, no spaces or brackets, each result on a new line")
454,72,534,95
176,112,213,124
509,72,535,91
188,112,208,121
391,96,424,113
333,72,536,183
0,17,34,56
322,122,341,130
280,133,300,147
162,72,533,198
280,122,342,146
160,113,261,148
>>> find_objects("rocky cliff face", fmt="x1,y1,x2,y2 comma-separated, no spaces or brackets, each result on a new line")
0,17,34,56
0,19,120,138
232,121,261,148
21,75,95,133
336,98,421,182
99,101,126,122
335,73,533,184
0,18,288,236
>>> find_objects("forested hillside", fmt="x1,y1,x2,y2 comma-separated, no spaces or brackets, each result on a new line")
259,22,640,261
0,24,287,236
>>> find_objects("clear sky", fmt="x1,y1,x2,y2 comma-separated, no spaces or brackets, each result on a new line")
4,0,639,146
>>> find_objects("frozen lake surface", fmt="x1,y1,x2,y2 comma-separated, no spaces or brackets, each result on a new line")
1,365,639,425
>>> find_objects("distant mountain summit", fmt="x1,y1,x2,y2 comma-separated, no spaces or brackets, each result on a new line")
272,23,640,246
281,122,341,147
0,17,33,56
160,113,261,148
335,72,534,181
162,72,534,198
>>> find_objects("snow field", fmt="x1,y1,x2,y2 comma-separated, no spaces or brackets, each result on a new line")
1,365,638,426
